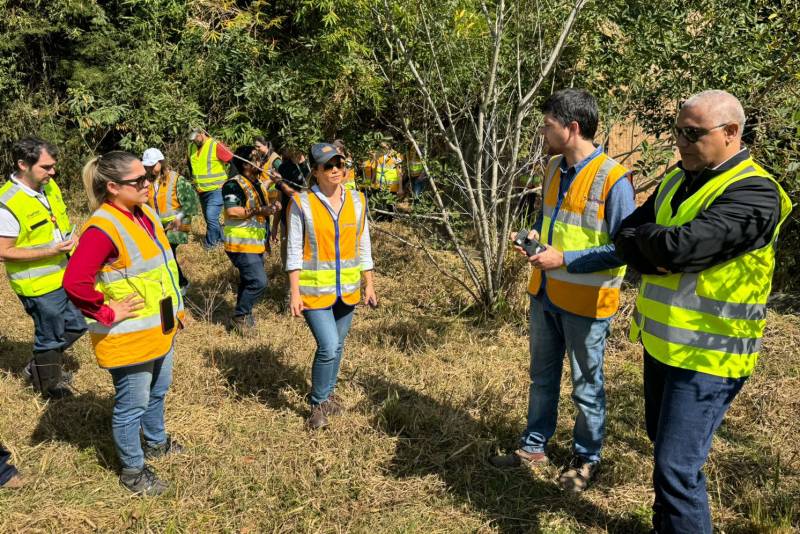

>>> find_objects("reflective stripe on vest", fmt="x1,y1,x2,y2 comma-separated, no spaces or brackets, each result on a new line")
294,189,365,309
147,170,189,232
83,204,184,369
365,153,401,192
0,179,74,296
528,153,629,318
223,176,268,254
629,158,793,378
260,152,282,203
190,139,227,192
407,154,424,177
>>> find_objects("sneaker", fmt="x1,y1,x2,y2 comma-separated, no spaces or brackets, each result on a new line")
119,465,169,496
144,436,185,460
1,474,26,490
489,448,549,468
320,394,343,416
307,404,329,430
558,455,599,493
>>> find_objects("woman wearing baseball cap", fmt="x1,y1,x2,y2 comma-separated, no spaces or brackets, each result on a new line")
286,143,378,429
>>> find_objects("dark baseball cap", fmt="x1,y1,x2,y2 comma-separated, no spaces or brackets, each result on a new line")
309,143,343,166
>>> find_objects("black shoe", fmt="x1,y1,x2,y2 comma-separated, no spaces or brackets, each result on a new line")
119,465,169,496
23,363,74,398
144,436,185,460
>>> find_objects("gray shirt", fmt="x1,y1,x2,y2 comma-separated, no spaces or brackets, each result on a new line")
286,185,373,271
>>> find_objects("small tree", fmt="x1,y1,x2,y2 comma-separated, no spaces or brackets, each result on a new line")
377,0,588,310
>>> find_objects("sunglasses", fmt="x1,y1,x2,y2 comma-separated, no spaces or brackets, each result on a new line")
323,160,345,171
672,123,728,143
112,175,151,190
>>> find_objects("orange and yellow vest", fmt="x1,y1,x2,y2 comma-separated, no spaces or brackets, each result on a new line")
0,179,74,297
83,204,184,369
292,189,366,309
363,152,402,192
528,153,629,319
146,170,190,232
260,151,282,203
223,175,270,254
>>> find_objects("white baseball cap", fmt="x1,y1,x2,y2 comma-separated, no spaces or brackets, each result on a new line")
142,148,165,167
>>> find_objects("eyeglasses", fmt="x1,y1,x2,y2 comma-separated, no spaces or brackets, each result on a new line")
672,123,728,143
323,160,345,171
112,175,151,190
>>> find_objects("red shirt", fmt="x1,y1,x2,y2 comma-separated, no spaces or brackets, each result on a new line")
63,202,156,326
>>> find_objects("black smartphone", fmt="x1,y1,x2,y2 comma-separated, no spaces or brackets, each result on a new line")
159,297,175,334
513,229,546,256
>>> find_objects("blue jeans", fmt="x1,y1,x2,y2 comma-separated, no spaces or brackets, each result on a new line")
0,445,18,486
520,296,610,462
225,252,267,317
18,287,87,353
199,189,223,248
108,349,174,470
644,351,746,534
303,300,355,405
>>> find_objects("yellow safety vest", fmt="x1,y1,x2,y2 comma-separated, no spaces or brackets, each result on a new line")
291,189,366,309
343,158,356,190
0,179,74,297
190,139,227,192
629,157,792,378
223,175,269,254
364,152,401,192
407,153,424,178
529,153,629,318
146,170,190,232
83,204,184,369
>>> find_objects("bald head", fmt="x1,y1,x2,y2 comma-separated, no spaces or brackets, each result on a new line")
681,90,746,135
675,90,746,171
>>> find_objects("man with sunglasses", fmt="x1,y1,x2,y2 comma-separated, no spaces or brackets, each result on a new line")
614,90,792,534
0,137,87,398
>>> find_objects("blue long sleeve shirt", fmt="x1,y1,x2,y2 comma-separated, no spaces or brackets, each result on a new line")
532,146,635,312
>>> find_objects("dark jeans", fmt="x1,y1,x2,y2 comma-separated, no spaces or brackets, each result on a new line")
18,287,88,353
303,299,355,405
0,444,18,485
225,251,267,317
169,243,188,288
644,351,747,534
199,189,223,248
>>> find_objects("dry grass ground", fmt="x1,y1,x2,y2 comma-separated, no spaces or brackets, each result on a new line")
1,219,798,533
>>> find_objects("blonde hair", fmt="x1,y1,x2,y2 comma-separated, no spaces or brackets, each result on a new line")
81,151,139,210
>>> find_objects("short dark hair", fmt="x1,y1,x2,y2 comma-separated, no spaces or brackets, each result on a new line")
540,89,598,140
12,137,58,168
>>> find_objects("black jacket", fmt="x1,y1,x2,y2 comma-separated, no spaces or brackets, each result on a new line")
614,149,781,275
